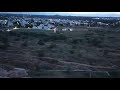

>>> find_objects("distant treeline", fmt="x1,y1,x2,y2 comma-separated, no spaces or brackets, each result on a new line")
1,13,120,21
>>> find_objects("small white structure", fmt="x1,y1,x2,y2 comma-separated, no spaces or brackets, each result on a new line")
62,28,73,31
53,28,57,33
8,21,13,27
37,26,43,29
28,27,30,29
62,28,67,31
13,27,18,29
69,28,73,31
32,26,38,29
6,29,11,32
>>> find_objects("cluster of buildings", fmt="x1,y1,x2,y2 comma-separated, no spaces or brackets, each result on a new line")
0,14,120,32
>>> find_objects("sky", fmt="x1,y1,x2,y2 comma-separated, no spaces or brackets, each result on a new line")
0,12,120,17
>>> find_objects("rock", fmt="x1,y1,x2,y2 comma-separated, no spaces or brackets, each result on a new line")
0,67,28,78
0,68,8,77
7,68,28,78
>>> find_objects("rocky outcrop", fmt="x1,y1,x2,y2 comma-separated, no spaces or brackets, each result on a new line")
0,68,8,77
7,68,28,78
0,67,29,78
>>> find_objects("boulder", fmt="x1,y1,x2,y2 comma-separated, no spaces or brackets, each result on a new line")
7,68,28,78
0,68,8,77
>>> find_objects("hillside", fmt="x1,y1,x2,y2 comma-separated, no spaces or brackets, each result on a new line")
0,28,120,78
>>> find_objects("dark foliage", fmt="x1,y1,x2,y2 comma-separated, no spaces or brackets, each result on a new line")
37,39,45,45
50,33,67,41
69,49,74,54
21,41,28,47
37,50,45,57
47,43,57,49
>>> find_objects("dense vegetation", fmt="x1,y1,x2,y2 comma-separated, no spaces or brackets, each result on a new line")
0,28,120,77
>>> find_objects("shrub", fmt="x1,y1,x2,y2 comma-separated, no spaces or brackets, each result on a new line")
21,41,28,47
68,38,83,45
69,49,74,54
22,36,28,39
71,45,77,49
85,34,103,47
42,37,50,42
37,50,45,57
103,49,109,56
9,31,17,36
72,39,80,44
48,43,57,49
14,38,20,41
91,38,103,47
71,39,79,44
50,33,67,41
66,64,72,73
0,36,9,50
0,64,14,71
78,53,82,57
37,39,45,45
39,64,53,70
0,43,9,50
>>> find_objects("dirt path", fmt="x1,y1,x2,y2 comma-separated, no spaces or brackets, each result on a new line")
0,49,118,70
40,57,117,69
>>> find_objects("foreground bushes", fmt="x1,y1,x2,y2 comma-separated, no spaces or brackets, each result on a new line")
0,43,9,50
21,41,28,47
50,33,67,41
37,50,45,57
37,39,45,45
84,33,104,47
47,43,57,49
0,34,9,50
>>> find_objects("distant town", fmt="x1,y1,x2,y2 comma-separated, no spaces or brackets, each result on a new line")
0,13,120,32
1,13,120,78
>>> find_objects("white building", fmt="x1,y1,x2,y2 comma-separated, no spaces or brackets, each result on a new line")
62,28,67,31
62,28,73,31
8,21,13,27
6,29,12,32
32,26,38,29
21,19,28,27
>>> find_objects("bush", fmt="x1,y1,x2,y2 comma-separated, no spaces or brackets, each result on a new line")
0,64,14,71
78,53,82,57
90,38,102,46
0,43,9,50
42,37,50,42
0,36,9,50
71,39,79,44
48,43,57,49
21,41,28,47
103,49,109,56
0,36,8,44
9,31,19,37
37,39,45,45
37,50,45,57
22,36,28,40
66,64,73,73
69,49,74,54
71,45,77,49
71,38,82,44
67,38,83,45
50,33,67,41
85,34,103,47
39,64,53,70
14,38,20,41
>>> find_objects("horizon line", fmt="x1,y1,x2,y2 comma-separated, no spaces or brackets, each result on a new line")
0,12,120,17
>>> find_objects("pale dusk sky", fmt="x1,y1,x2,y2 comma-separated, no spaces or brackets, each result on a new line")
0,12,120,17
